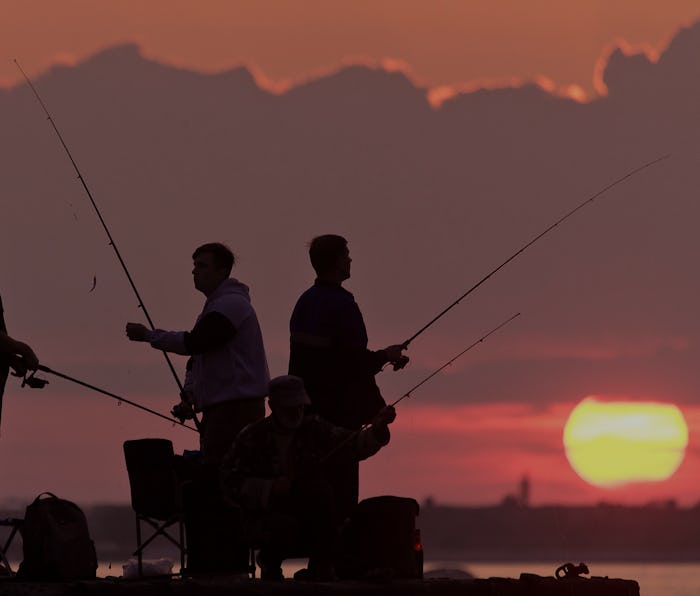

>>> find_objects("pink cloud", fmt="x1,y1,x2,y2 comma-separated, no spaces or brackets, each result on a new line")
593,39,661,96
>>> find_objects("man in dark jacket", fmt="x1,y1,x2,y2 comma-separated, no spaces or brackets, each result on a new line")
288,234,407,517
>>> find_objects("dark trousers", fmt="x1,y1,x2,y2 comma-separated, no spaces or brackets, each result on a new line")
327,459,359,525
181,469,250,574
200,398,265,466
177,398,264,573
256,479,336,570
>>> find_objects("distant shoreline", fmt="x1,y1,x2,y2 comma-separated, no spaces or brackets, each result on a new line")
3,500,699,563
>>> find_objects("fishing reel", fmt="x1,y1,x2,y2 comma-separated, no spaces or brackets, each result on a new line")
392,355,410,371
555,562,589,579
20,370,49,389
171,401,195,423
382,355,410,372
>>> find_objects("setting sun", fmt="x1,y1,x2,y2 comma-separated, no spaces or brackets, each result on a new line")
563,397,688,488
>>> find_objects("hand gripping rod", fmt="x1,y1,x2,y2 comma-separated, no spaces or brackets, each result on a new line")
322,312,521,464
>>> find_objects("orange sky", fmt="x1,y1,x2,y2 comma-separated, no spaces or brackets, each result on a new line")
3,1,700,97
2,3,700,508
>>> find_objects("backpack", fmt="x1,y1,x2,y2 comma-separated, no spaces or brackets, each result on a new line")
17,492,98,581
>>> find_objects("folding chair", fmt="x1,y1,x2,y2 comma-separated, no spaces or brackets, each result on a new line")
0,518,23,576
123,439,186,576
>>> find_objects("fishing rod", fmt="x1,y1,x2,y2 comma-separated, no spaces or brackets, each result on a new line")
391,312,520,408
23,364,198,432
322,312,521,463
14,60,188,400
400,155,670,348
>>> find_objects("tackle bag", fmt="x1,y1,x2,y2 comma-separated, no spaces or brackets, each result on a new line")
17,492,98,581
336,495,422,580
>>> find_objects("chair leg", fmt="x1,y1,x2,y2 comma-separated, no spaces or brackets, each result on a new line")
0,517,24,576
135,517,183,552
0,542,12,576
135,517,143,577
133,515,188,577
0,522,20,576
179,518,185,575
249,548,256,579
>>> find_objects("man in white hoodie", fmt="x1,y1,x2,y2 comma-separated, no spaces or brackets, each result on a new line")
126,242,270,466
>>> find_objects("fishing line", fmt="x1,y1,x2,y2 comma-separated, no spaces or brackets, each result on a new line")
391,312,520,408
26,365,198,432
401,155,670,348
14,59,189,403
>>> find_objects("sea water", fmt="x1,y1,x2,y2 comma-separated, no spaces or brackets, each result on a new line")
92,560,700,595
425,561,700,596
88,560,700,595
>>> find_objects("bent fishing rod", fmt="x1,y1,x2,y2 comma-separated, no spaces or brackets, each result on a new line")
15,60,189,403
322,312,521,464
400,155,669,349
22,365,198,432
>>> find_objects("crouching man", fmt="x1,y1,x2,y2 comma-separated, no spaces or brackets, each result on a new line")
220,374,395,581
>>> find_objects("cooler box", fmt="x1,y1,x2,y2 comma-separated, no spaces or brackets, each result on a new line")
337,495,422,580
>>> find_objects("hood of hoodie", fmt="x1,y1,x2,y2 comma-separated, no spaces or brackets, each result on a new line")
206,277,251,306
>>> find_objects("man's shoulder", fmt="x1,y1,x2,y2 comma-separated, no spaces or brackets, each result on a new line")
209,279,253,303
205,281,256,321
297,283,356,307
301,414,346,438
238,416,273,441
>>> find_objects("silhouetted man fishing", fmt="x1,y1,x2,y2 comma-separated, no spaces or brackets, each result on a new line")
126,242,270,574
221,375,395,581
126,242,269,466
288,234,407,520
0,294,39,430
